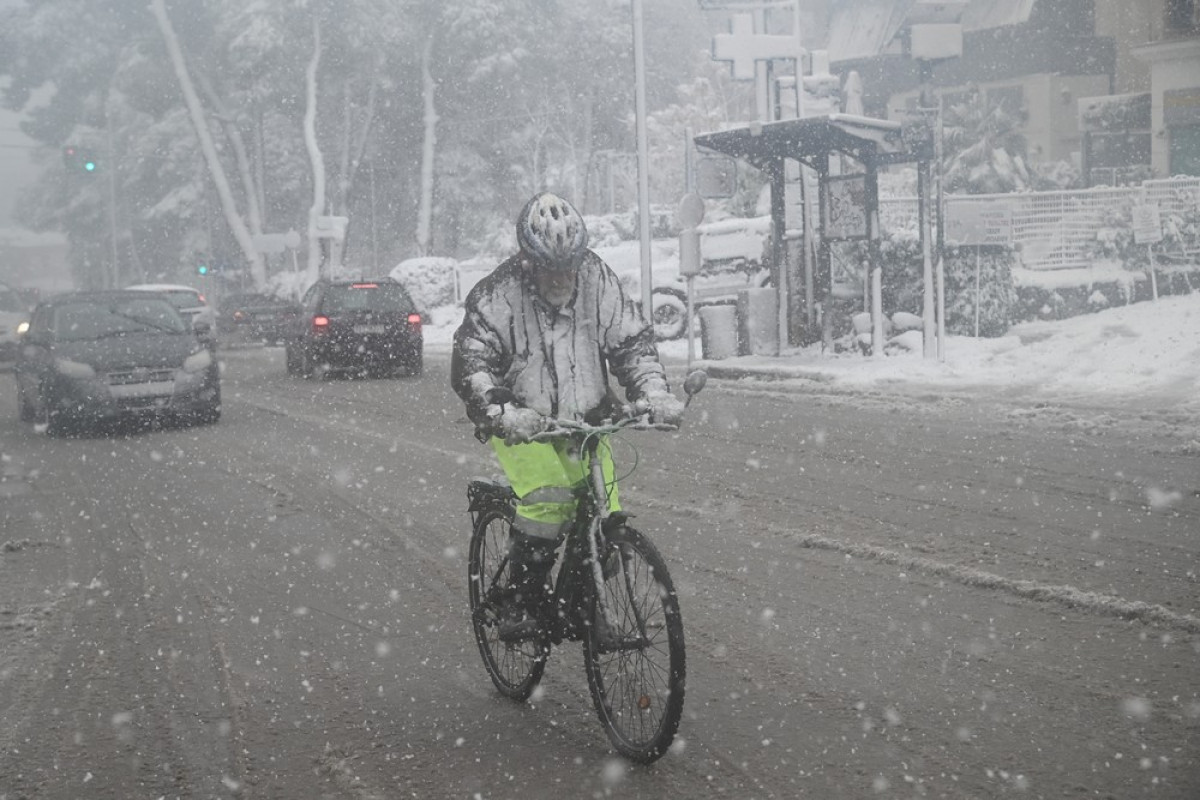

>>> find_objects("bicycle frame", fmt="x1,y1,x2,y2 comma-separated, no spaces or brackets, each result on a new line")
537,428,624,646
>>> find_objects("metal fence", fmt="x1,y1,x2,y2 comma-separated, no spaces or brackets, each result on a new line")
877,176,1200,270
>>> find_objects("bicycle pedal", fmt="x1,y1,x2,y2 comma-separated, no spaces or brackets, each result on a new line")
594,632,647,655
498,621,543,643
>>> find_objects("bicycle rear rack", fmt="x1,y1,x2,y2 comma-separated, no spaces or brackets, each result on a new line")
467,478,515,525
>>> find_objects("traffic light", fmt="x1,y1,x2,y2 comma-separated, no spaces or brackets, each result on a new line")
197,264,209,276
63,145,98,174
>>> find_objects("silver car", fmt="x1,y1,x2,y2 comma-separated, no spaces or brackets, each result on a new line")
0,281,32,362
125,283,218,347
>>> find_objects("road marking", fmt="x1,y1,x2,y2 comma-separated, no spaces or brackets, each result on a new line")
792,531,1200,633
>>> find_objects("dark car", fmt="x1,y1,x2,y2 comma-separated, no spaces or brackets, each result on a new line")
14,291,221,433
217,292,301,344
284,279,423,378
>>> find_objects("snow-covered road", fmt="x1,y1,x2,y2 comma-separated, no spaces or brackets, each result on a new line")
1,346,1196,798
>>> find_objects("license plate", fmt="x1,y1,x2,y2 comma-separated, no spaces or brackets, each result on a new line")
353,325,385,334
109,381,175,398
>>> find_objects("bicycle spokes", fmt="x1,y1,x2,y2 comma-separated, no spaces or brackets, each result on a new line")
469,506,548,699
583,526,685,763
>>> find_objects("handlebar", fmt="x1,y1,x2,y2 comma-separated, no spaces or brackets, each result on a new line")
484,367,706,443
527,415,677,442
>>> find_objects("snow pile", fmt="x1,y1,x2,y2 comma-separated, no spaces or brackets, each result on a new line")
681,293,1200,412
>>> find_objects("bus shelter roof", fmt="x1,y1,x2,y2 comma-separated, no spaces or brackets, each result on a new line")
694,114,917,170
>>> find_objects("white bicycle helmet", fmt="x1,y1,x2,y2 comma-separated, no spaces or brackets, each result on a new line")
516,192,588,271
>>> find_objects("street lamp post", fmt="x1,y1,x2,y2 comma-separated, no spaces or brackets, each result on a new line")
632,0,653,317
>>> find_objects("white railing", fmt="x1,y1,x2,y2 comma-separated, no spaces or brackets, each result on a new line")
877,177,1200,270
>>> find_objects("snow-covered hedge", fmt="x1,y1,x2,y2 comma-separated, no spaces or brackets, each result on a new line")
389,257,458,311
844,234,1018,337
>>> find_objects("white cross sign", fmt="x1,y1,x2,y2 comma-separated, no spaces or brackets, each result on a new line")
712,13,800,81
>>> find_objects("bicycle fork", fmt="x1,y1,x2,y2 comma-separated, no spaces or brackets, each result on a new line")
584,442,622,642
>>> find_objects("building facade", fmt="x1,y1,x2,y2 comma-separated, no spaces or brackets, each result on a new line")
1132,0,1200,176
816,0,1200,184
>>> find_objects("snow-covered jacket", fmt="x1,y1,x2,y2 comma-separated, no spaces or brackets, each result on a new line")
451,250,670,440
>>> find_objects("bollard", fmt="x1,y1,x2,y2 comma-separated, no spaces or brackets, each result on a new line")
737,288,779,355
698,305,738,360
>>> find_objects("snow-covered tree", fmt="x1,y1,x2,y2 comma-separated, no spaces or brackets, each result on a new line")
941,87,1031,195
1,0,714,282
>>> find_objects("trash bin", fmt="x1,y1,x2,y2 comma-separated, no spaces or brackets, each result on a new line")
737,288,778,355
699,305,738,360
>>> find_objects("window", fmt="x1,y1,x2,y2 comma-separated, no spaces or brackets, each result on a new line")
157,290,204,310
322,284,415,314
1169,124,1200,177
1165,0,1200,32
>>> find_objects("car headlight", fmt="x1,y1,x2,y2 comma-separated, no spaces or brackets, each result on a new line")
54,357,96,379
16,321,29,335
182,348,213,373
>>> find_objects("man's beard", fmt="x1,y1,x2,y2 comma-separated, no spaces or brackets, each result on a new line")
536,271,575,307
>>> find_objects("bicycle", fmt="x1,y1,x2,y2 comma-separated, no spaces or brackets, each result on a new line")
466,371,706,763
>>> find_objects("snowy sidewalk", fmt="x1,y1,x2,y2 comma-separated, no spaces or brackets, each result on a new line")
655,294,1200,415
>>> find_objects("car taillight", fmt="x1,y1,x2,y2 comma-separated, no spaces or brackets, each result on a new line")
312,315,330,333
197,294,206,304
407,313,422,327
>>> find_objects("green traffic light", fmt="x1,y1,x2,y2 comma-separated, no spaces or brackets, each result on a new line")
197,265,209,275
84,161,96,172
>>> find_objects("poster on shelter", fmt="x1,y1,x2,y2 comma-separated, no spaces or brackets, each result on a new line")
825,175,868,240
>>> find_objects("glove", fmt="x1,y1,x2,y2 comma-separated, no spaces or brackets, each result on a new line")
643,392,685,428
496,407,547,445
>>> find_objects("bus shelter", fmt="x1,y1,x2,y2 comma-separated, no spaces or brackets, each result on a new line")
694,114,931,352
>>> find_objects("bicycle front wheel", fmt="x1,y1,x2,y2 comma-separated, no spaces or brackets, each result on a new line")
582,524,685,763
468,505,547,700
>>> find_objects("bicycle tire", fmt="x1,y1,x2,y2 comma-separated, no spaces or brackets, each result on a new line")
468,504,548,700
582,524,685,763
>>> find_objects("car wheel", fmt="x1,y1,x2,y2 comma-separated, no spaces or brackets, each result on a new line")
194,383,221,425
298,346,315,379
390,350,422,378
17,384,34,422
33,386,63,436
651,287,688,341
194,402,221,425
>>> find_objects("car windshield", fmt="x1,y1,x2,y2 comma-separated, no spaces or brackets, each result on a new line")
226,294,270,307
155,290,204,310
322,283,414,313
53,298,189,341
0,287,26,313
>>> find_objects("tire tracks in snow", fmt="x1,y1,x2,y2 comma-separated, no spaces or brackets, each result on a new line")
644,494,1200,634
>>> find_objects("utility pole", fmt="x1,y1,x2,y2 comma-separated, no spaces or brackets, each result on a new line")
918,60,936,359
105,104,120,289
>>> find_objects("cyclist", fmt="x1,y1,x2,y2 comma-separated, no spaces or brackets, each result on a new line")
451,191,684,641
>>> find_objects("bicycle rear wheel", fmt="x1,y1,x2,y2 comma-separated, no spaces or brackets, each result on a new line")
582,524,685,763
468,505,547,700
